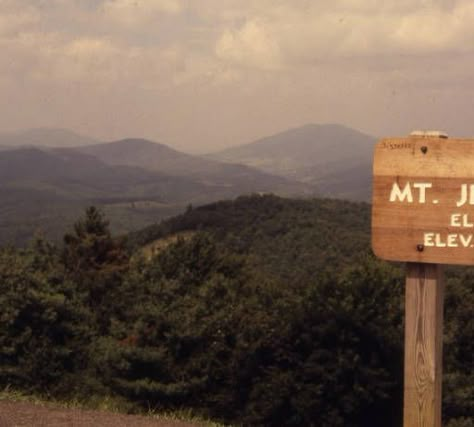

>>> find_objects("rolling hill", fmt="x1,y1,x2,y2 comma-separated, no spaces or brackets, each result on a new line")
129,193,371,282
76,138,223,175
210,123,377,200
0,146,216,201
73,138,313,194
0,141,313,245
0,146,208,244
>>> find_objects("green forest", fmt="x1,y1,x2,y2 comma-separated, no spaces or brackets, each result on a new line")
0,195,472,426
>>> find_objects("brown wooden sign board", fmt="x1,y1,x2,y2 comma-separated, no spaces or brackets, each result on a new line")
372,133,453,427
372,136,474,265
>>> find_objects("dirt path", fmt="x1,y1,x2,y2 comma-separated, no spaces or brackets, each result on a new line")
0,400,201,427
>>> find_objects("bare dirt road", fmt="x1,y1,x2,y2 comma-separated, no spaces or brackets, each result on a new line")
0,400,204,427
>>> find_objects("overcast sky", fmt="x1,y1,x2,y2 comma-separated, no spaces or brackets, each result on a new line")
1,0,474,152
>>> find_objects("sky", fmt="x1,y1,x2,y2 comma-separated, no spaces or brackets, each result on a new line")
1,0,474,153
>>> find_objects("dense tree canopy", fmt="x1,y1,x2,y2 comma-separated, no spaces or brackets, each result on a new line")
0,197,472,426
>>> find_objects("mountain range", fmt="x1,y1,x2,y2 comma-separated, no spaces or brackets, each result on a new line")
0,124,376,245
0,138,312,245
73,139,309,191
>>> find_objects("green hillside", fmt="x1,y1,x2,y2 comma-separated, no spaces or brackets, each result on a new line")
130,194,371,283
0,195,472,426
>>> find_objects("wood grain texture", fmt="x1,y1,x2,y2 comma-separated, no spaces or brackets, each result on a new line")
404,263,444,427
372,136,474,265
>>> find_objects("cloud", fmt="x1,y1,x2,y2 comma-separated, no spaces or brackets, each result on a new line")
101,0,183,27
0,0,40,36
0,0,191,89
214,0,474,69
216,19,282,69
2,0,474,149
0,29,186,91
52,39,187,89
6,0,473,86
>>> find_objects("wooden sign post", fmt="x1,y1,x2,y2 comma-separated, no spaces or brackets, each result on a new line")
371,131,474,426
403,263,444,427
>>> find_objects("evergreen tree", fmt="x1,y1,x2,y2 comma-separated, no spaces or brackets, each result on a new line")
0,238,89,392
62,206,129,333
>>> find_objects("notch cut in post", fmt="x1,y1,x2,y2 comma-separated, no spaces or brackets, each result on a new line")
403,263,444,427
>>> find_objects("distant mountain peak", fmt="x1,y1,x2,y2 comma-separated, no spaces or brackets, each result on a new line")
260,122,373,140
210,123,376,201
108,138,157,144
101,138,176,150
293,122,346,130
214,122,375,152
78,138,187,165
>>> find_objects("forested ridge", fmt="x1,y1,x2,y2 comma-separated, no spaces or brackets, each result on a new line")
0,195,472,426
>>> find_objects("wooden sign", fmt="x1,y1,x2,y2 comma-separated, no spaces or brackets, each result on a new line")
372,132,452,427
372,136,474,265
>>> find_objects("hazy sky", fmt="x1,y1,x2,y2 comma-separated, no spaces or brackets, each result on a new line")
1,0,474,152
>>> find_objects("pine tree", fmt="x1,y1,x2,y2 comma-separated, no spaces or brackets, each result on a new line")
0,239,89,392
62,206,129,333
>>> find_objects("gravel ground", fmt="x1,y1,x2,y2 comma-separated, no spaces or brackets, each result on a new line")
0,400,201,427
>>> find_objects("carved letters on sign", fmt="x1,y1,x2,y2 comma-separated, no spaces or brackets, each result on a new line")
388,182,474,248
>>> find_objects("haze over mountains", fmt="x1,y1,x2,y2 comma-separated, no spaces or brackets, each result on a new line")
0,124,376,245
74,138,305,189
211,123,376,200
0,128,99,148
